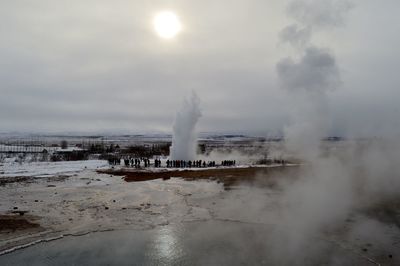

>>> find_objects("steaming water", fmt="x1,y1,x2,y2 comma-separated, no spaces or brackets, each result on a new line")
0,221,372,266
0,222,269,266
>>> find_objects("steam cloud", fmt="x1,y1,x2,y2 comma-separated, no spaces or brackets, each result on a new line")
277,0,349,157
170,91,202,160
252,1,400,264
277,47,340,94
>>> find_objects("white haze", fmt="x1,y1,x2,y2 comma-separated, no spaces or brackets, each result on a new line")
169,91,202,160
265,1,399,264
196,1,400,264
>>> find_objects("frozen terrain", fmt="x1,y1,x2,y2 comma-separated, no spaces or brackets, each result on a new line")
0,161,399,265
0,160,109,178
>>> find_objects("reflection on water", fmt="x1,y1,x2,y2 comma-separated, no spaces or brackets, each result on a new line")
151,226,184,265
0,221,272,266
0,220,367,266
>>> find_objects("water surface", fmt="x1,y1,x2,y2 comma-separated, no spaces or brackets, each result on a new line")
1,221,272,266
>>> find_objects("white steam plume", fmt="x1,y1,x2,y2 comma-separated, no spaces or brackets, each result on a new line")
170,91,202,160
277,0,351,158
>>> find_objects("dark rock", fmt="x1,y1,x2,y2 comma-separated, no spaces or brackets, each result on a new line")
105,206,109,210
12,210,28,216
13,207,18,210
34,200,38,202
388,254,393,259
0,215,39,231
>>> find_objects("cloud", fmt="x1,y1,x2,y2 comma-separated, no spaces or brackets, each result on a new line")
287,0,354,28
0,0,399,137
279,24,312,48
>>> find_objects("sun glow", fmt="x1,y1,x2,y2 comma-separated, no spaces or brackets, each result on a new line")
153,11,182,39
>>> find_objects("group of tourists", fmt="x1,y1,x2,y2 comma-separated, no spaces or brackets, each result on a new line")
108,157,237,169
221,160,236,166
154,158,162,167
123,157,151,168
107,156,121,165
165,159,216,168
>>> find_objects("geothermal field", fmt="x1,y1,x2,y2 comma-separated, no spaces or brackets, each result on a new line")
0,133,399,265
1,0,400,265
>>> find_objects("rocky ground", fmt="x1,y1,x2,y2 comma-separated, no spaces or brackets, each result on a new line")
0,169,221,252
0,164,297,255
0,164,399,265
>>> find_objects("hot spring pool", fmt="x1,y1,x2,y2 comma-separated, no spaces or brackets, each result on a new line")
0,220,370,265
0,221,273,266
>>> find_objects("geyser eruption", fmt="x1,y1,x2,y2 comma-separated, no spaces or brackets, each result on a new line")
170,91,202,160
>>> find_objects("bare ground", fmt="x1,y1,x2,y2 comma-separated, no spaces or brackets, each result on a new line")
98,165,299,188
0,215,40,232
0,165,399,265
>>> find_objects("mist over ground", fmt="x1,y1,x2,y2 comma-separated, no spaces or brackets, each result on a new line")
191,1,400,264
1,0,399,265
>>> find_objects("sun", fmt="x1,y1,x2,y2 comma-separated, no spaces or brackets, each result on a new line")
153,11,182,39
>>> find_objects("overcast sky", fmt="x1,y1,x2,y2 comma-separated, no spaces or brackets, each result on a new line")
0,0,399,137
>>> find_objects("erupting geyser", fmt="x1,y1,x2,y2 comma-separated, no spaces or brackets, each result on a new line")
170,91,202,160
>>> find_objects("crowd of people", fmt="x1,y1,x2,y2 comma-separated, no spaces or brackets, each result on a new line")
107,156,121,165
221,160,236,166
108,157,237,168
123,157,151,168
165,160,216,168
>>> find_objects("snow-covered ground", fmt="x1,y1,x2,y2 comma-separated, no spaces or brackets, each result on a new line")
1,165,399,265
0,160,109,178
